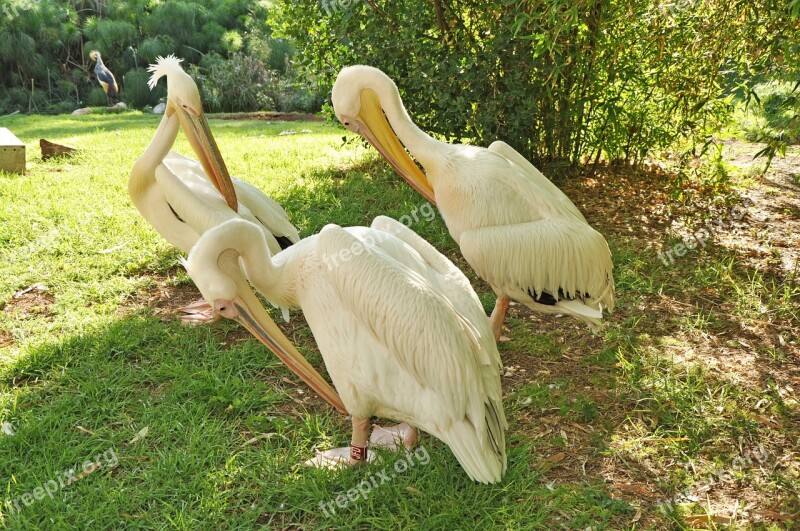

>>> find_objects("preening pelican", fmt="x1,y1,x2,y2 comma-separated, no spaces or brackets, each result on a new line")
332,66,614,338
89,50,118,105
127,55,341,412
185,215,508,483
129,55,300,323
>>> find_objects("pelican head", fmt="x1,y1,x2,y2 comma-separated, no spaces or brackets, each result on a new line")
332,66,435,203
148,55,237,211
184,219,347,413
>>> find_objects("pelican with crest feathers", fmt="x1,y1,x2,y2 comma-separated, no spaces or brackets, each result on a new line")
332,66,615,339
127,57,342,412
185,215,508,483
128,55,300,323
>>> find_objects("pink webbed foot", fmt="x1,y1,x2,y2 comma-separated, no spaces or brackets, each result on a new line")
303,447,377,469
303,423,418,469
177,298,220,325
369,423,418,451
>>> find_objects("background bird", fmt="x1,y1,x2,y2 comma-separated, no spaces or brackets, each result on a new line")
332,65,615,340
185,215,508,483
89,50,118,105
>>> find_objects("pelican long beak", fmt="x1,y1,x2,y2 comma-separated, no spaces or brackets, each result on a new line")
220,290,348,415
175,105,239,212
354,89,436,205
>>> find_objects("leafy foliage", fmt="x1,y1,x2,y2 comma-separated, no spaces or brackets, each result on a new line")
274,0,799,166
735,81,800,170
0,0,320,114
191,53,277,112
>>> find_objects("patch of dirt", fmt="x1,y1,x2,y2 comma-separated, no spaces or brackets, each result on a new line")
0,329,13,347
212,112,323,122
557,146,799,526
126,279,203,321
724,139,800,279
1,284,54,319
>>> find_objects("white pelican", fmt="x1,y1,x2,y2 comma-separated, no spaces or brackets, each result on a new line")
185,215,508,483
332,66,615,338
128,55,300,323
126,57,342,412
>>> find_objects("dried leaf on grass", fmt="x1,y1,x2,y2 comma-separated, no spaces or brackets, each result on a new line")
125,426,149,447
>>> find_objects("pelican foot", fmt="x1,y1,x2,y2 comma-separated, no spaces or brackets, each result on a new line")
303,447,377,469
177,298,220,325
304,424,418,469
369,423,418,451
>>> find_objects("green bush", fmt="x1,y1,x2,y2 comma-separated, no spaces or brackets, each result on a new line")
123,68,165,108
275,0,799,167
193,53,276,112
0,0,302,115
45,101,77,115
86,87,110,107
740,82,800,145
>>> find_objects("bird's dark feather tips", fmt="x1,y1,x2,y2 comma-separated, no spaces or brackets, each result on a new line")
275,235,294,250
526,287,590,305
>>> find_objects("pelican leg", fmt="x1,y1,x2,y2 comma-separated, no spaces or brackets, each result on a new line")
177,298,220,325
350,416,371,465
490,295,511,341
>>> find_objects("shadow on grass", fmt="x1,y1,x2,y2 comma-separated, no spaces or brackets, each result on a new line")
555,164,800,525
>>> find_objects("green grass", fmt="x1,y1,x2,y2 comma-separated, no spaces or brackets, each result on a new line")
1,113,798,529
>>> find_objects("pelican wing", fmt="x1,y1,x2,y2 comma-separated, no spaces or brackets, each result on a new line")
369,215,499,368
95,65,118,97
487,141,587,223
154,160,233,239
370,216,473,292
232,179,300,246
460,217,615,311
316,224,486,420
158,154,297,253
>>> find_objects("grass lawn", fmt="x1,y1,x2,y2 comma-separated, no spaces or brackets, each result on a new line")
0,112,798,529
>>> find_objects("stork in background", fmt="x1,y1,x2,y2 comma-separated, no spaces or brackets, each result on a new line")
89,50,118,106
332,66,615,340
185,216,508,483
128,55,300,325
